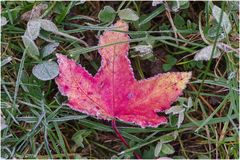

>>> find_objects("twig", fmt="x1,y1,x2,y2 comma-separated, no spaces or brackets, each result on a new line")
111,120,141,159
165,10,178,45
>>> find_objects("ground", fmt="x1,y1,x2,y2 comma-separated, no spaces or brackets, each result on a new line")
1,1,239,159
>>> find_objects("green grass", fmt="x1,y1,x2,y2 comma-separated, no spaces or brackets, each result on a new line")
1,1,239,159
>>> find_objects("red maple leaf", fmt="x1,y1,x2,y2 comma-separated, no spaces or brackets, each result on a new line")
55,20,191,128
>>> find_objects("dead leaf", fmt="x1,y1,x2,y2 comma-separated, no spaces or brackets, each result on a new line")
21,3,48,21
56,20,191,128
194,45,221,61
0,16,8,26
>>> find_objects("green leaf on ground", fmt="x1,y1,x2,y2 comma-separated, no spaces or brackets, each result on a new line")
98,6,116,23
118,8,139,21
212,5,232,34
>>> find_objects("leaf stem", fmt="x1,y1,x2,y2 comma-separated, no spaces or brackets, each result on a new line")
111,120,141,159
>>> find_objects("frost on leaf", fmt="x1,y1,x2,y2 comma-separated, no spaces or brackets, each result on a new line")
194,45,221,61
56,20,191,128
0,16,8,26
21,3,48,21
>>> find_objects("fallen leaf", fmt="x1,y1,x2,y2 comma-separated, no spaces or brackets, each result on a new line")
132,44,153,56
56,20,191,128
0,16,8,26
21,3,48,21
194,45,221,61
